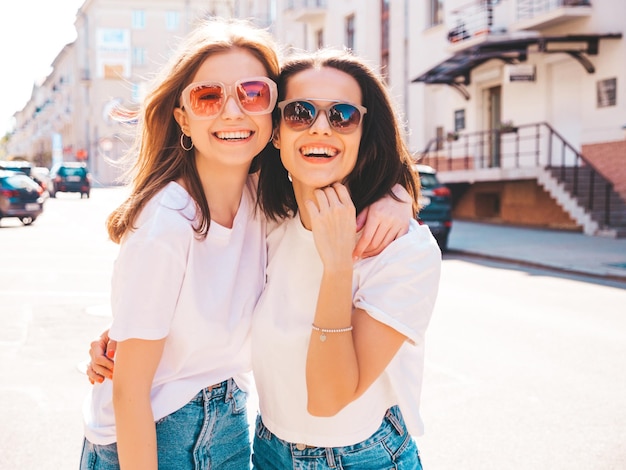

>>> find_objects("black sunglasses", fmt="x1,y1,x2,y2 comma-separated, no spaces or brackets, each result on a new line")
277,99,367,134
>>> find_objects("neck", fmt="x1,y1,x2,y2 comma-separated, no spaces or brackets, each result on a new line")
196,159,251,228
292,181,318,231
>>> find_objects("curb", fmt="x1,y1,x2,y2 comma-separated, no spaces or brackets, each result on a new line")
446,249,626,284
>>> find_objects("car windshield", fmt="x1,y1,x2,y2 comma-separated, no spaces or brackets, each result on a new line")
59,167,87,177
3,174,41,190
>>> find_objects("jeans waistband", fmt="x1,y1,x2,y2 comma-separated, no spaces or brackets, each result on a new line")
190,378,236,403
256,405,407,458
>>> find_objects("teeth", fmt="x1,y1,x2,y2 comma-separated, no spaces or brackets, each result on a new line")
301,146,338,157
216,131,252,140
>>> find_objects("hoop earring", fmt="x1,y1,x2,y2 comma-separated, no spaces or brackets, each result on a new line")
180,133,194,151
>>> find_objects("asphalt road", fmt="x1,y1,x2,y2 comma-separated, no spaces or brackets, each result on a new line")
1,187,625,469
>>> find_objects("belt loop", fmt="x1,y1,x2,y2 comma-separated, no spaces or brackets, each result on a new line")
225,378,234,401
263,421,272,440
324,448,338,468
385,407,405,436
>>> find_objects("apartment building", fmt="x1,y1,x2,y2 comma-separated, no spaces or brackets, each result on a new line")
412,0,625,237
8,0,272,185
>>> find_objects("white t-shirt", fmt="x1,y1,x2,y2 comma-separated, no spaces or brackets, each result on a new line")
83,180,266,445
251,217,441,447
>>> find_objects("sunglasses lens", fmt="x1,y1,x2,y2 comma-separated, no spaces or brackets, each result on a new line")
282,101,316,130
188,84,225,117
328,103,362,132
237,80,274,113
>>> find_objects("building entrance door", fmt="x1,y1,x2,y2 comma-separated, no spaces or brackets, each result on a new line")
486,85,502,167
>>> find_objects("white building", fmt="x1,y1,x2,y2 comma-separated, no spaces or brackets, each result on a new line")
273,0,626,236
8,0,272,185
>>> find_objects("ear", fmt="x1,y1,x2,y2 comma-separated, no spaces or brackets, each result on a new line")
272,129,281,149
173,107,189,135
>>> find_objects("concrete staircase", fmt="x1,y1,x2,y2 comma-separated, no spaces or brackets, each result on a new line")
537,166,626,238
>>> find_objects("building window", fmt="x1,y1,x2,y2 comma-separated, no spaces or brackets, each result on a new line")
166,11,179,30
597,78,617,108
345,14,355,51
132,10,146,29
316,29,324,49
381,0,390,82
454,109,466,131
429,0,443,27
132,47,146,66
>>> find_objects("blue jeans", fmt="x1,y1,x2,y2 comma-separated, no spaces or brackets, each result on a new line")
80,378,250,470
252,405,422,469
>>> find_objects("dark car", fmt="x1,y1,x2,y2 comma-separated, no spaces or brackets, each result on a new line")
49,162,91,198
415,164,452,251
0,159,33,177
0,160,49,195
0,170,45,225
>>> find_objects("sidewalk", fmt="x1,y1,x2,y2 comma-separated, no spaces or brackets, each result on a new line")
447,220,626,282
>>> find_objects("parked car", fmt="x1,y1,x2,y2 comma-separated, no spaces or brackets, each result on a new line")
0,161,49,199
0,170,45,225
0,159,33,177
414,164,452,251
48,162,91,198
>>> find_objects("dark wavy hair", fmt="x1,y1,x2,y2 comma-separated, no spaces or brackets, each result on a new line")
257,48,420,221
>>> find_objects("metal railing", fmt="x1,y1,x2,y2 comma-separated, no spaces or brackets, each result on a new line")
416,122,623,229
516,0,591,21
448,0,493,43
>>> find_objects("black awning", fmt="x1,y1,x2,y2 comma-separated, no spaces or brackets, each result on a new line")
412,33,622,99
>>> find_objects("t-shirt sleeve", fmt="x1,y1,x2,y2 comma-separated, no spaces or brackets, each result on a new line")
353,225,441,345
109,229,188,342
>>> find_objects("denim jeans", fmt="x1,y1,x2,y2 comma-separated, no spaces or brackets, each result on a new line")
80,378,250,470
251,405,422,470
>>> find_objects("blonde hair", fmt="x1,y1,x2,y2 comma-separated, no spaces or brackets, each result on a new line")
107,18,280,243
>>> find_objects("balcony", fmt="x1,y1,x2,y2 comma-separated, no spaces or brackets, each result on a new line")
511,0,592,32
447,0,495,49
285,0,327,22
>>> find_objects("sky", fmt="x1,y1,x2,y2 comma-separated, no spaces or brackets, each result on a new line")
0,0,85,135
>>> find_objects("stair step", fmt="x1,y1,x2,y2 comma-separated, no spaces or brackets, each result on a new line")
547,165,626,235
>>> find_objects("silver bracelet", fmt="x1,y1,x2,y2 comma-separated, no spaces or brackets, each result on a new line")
311,324,353,342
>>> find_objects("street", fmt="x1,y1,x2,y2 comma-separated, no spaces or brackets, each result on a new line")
1,187,625,469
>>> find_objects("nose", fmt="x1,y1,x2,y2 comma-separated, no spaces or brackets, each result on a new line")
221,95,245,119
308,110,332,135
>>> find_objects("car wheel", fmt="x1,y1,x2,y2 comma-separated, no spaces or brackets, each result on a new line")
20,216,36,225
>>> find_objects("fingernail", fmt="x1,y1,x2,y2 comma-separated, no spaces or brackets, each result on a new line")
89,378,94,385
106,349,115,359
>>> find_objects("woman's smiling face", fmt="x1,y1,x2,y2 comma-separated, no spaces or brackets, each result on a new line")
275,66,364,192
174,47,274,170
